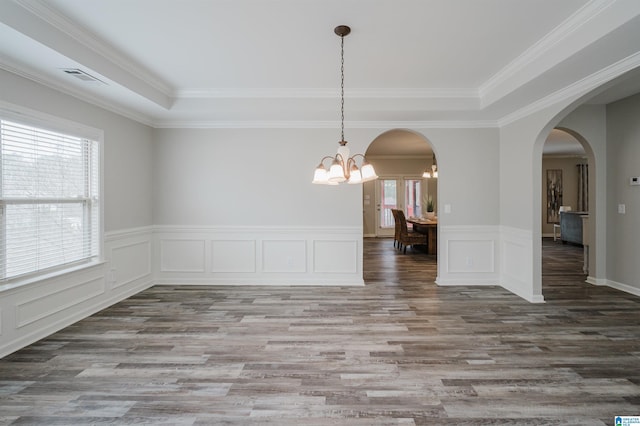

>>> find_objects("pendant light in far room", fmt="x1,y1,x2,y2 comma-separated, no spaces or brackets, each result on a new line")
423,156,438,178
312,25,378,185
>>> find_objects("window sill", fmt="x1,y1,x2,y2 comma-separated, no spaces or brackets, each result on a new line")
0,260,107,294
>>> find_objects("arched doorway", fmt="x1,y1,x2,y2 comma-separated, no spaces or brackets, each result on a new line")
540,128,595,295
362,129,437,241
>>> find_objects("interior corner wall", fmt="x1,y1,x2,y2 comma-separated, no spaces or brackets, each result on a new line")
605,93,640,294
0,69,154,357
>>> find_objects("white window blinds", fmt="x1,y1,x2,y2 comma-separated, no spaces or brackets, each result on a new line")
0,119,100,281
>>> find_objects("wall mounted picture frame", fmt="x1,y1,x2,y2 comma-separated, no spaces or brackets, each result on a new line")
547,169,563,223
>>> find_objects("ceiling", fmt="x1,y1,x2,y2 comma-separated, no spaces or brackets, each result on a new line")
1,0,640,133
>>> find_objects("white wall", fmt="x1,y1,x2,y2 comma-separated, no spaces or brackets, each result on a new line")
605,93,640,294
0,69,154,357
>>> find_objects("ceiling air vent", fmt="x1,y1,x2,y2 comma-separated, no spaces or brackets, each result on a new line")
61,68,106,84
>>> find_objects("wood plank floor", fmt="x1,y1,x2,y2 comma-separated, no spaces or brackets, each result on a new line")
1,238,639,425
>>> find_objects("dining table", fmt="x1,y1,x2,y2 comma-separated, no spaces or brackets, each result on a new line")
406,217,438,255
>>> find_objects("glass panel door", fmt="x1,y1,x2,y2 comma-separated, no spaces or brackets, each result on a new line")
375,179,397,237
405,179,423,218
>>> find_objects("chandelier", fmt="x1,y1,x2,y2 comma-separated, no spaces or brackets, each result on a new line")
423,155,438,178
312,25,378,185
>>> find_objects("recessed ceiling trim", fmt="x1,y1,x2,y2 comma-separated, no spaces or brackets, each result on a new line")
152,120,499,130
175,87,479,100
479,0,619,107
8,0,174,108
0,59,155,127
498,50,640,126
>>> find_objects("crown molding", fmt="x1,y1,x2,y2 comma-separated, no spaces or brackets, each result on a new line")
14,0,174,97
152,119,498,129
175,87,479,100
479,0,616,105
498,50,640,127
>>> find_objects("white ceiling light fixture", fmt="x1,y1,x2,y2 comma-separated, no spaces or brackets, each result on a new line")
312,25,378,185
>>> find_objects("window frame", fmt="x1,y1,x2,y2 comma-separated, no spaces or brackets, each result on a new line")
0,103,104,285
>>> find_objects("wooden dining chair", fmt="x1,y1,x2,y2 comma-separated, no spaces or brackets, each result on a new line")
391,209,402,249
395,209,427,254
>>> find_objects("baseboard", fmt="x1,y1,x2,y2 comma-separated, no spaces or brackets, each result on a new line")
436,278,499,286
594,279,640,297
154,278,364,287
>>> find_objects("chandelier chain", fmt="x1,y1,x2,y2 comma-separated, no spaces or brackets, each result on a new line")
340,33,345,142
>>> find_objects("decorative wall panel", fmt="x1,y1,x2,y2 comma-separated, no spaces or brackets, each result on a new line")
0,226,154,358
154,226,362,286
160,239,206,272
447,240,495,273
262,240,306,273
111,241,151,288
437,225,500,286
16,277,105,328
313,240,358,273
212,240,256,273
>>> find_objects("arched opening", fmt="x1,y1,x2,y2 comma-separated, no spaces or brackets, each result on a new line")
361,129,439,281
363,130,437,237
540,128,595,296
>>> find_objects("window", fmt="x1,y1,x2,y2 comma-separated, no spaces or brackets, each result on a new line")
0,119,100,281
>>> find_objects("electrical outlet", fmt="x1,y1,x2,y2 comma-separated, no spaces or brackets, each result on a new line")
618,204,626,214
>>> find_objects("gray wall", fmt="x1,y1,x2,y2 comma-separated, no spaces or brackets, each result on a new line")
0,69,154,232
152,127,501,229
606,93,640,291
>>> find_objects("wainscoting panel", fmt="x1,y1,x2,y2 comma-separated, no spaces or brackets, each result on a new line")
262,240,306,273
447,240,495,273
154,226,363,286
160,239,206,272
437,225,500,286
16,276,105,329
212,240,256,273
500,226,542,303
111,240,152,289
313,240,358,274
0,226,154,358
